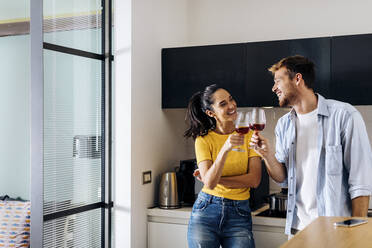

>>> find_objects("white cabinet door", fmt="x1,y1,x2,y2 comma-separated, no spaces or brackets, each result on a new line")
253,230,287,248
148,222,188,248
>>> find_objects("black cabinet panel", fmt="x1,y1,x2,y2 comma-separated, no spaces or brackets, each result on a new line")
162,34,372,108
162,43,247,108
245,40,290,107
331,34,372,105
245,37,331,107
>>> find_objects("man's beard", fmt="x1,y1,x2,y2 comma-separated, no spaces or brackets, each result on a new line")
279,91,297,107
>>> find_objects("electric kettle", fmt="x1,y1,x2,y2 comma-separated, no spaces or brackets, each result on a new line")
159,172,180,209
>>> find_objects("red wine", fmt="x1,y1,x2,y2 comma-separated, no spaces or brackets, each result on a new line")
251,123,265,131
236,127,250,134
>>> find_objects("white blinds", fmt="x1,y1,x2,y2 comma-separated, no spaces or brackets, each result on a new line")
42,1,105,247
43,49,102,212
43,30,103,248
44,209,102,248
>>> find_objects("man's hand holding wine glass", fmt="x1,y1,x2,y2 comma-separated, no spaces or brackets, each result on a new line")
250,108,266,132
249,132,272,159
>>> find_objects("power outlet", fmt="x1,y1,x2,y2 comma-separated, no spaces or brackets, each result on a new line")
142,171,152,184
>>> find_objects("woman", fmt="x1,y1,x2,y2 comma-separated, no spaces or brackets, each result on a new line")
185,84,262,248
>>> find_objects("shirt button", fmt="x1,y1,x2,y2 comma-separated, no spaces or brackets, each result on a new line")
289,194,293,197
290,177,293,180
288,210,292,213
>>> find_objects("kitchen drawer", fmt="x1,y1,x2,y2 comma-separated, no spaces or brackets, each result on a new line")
148,222,188,248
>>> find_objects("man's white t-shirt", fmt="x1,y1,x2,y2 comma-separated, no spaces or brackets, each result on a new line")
293,108,319,230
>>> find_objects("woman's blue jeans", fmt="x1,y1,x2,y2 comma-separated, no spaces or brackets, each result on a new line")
187,191,255,248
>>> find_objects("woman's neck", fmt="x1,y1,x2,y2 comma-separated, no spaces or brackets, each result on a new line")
214,121,235,135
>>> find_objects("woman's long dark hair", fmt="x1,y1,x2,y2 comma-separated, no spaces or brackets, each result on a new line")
184,84,220,139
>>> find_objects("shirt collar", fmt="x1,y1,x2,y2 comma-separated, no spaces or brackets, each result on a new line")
316,93,329,117
287,93,329,121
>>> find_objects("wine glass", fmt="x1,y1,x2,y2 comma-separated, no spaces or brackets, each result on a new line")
249,108,265,149
232,111,250,152
250,108,266,132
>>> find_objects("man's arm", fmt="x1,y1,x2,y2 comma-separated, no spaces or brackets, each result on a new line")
352,196,370,216
342,111,372,212
250,132,287,183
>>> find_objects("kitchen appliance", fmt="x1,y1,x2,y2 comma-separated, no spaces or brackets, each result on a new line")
249,160,270,211
267,188,288,213
159,172,180,209
176,159,197,206
256,209,287,218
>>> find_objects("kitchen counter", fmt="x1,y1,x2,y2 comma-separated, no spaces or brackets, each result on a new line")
280,216,372,248
147,207,192,225
147,204,286,227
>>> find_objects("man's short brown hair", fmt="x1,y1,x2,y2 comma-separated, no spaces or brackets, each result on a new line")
268,55,315,89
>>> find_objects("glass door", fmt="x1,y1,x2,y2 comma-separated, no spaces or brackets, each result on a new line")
31,0,112,247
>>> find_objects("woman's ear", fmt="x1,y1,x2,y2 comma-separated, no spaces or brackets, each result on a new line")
205,109,214,118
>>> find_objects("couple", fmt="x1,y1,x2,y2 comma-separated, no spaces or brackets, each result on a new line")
184,55,372,248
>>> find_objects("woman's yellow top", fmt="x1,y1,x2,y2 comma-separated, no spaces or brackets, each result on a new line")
195,130,260,200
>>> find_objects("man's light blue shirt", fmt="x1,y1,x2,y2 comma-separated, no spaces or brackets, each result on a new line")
275,94,372,235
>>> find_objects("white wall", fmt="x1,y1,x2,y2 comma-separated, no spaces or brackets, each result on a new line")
113,0,131,247
114,0,191,247
188,0,372,45
131,0,192,246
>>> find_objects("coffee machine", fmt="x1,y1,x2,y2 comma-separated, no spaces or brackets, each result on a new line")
176,159,197,206
249,160,269,210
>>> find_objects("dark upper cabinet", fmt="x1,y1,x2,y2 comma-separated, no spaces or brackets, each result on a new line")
331,34,372,104
162,38,331,108
162,34,372,108
245,40,289,107
162,43,247,108
245,37,331,107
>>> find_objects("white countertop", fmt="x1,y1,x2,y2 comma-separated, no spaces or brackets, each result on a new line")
148,206,192,220
147,204,286,228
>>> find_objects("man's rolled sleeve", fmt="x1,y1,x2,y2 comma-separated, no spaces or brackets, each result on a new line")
343,111,372,199
349,186,372,200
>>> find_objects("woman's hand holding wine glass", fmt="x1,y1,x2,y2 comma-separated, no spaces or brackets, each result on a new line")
224,133,245,152
232,111,250,152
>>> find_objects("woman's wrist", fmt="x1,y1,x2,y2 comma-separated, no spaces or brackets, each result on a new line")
221,142,232,153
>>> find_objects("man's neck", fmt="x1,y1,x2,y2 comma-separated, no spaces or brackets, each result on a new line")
292,91,318,115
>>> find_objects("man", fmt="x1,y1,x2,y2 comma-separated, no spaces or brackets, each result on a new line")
250,55,372,236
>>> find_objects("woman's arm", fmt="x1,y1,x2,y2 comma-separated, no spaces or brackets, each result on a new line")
218,156,262,188
198,134,244,190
